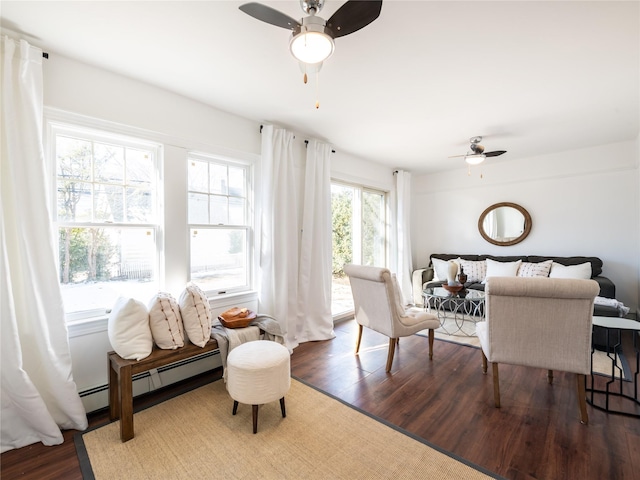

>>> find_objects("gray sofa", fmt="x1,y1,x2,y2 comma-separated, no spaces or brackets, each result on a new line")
412,254,617,318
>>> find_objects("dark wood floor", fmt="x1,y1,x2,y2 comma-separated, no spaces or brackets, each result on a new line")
2,318,639,480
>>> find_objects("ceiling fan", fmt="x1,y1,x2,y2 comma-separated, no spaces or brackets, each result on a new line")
239,0,383,79
449,136,507,165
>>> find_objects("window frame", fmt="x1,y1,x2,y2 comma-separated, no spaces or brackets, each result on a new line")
48,120,163,324
330,179,389,318
186,152,254,297
331,180,389,268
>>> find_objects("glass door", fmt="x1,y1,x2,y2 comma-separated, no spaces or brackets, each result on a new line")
331,182,387,317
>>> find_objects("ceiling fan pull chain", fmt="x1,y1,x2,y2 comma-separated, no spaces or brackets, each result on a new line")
315,70,320,109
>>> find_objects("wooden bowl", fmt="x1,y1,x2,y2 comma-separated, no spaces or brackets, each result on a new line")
442,284,464,294
218,309,257,329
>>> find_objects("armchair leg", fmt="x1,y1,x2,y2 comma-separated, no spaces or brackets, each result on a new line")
355,324,363,354
576,374,588,425
386,337,397,372
492,363,501,408
428,329,434,360
547,370,554,384
481,350,487,374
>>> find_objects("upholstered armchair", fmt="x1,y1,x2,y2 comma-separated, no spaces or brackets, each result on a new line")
477,276,599,424
344,264,440,372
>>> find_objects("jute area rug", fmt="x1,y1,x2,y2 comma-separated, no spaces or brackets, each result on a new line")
419,317,630,380
76,378,501,480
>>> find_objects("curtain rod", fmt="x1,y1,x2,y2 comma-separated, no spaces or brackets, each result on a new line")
43,52,48,59
258,126,333,152
304,140,335,153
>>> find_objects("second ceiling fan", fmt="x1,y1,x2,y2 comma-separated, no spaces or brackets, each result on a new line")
449,136,507,165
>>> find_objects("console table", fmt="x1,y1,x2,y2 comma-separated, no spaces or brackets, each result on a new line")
423,287,485,336
108,339,219,442
587,316,639,418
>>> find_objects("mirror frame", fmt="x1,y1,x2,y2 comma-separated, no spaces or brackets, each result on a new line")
478,202,532,246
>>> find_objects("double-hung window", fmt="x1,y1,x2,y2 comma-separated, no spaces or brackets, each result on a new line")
187,154,251,295
51,123,161,322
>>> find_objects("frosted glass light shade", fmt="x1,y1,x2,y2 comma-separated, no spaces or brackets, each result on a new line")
465,154,486,165
290,16,335,65
290,30,334,64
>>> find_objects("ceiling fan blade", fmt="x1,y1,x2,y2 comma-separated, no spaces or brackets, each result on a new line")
485,150,507,157
239,3,300,30
327,0,383,38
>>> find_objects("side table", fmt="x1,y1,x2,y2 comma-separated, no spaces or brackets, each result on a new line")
586,316,639,417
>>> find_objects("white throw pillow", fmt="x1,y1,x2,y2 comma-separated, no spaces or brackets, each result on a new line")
179,284,213,347
148,292,185,350
549,262,592,279
432,258,459,282
518,260,553,278
458,259,487,283
108,297,153,361
482,259,522,284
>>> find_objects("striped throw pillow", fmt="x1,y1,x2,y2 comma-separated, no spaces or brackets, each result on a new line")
517,260,553,278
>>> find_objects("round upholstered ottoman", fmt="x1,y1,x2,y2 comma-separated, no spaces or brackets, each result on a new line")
226,340,291,433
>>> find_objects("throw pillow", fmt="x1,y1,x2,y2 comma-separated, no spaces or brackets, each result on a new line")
107,297,153,361
458,259,486,283
517,260,553,278
482,259,522,283
148,292,185,350
432,257,460,282
549,262,592,279
179,284,213,347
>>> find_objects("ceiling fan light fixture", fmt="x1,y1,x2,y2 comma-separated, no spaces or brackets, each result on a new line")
465,154,486,165
290,17,335,64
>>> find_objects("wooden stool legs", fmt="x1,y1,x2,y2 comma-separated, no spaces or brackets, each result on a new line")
232,397,286,434
280,397,286,418
252,405,259,434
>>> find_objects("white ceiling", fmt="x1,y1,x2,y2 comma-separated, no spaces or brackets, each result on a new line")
2,1,639,174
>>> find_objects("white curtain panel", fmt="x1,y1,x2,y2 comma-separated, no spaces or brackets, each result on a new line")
1,37,87,452
393,170,414,305
258,125,300,348
297,140,335,343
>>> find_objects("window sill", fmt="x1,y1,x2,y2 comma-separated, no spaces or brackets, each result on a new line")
207,290,258,309
67,315,109,338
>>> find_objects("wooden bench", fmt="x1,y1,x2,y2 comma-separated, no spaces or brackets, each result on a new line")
108,339,219,442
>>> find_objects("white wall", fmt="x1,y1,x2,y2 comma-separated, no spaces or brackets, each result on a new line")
331,151,394,191
411,141,640,314
44,56,260,157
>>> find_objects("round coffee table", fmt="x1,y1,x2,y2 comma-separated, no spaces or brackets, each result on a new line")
422,287,485,336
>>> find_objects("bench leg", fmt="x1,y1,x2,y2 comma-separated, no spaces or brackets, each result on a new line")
108,356,119,421
119,365,134,442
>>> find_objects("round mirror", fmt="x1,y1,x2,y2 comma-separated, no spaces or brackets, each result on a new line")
478,202,532,246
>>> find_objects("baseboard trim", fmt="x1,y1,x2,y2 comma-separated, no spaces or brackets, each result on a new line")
79,349,221,412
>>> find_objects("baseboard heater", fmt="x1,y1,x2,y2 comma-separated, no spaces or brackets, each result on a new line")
79,349,221,413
